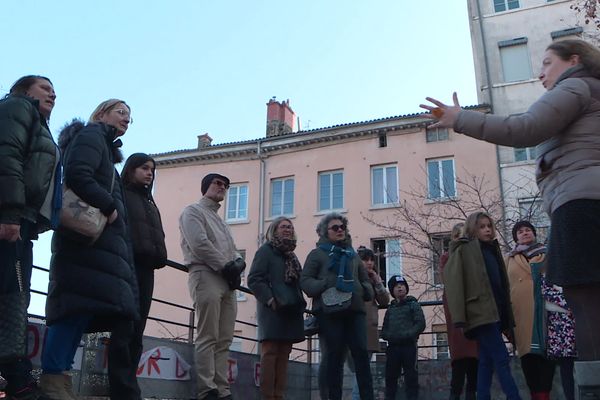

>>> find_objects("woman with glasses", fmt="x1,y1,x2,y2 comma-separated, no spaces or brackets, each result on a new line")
40,99,139,400
247,217,306,400
301,212,375,400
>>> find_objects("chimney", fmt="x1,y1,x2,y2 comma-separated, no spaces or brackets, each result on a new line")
197,133,213,149
266,97,297,137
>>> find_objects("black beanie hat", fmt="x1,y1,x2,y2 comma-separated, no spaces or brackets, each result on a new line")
387,275,409,295
512,220,536,243
201,173,230,195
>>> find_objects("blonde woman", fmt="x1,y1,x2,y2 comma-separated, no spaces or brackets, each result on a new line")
40,100,139,400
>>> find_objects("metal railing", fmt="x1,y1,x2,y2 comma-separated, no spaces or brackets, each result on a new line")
30,259,451,364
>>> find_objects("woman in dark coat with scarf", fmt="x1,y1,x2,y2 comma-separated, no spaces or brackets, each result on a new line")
40,99,139,400
0,75,60,399
247,217,305,400
300,212,375,400
120,153,167,398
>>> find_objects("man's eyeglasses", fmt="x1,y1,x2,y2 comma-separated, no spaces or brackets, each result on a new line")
211,180,230,189
328,224,347,232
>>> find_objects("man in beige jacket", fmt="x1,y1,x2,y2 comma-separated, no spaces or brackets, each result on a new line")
179,173,245,400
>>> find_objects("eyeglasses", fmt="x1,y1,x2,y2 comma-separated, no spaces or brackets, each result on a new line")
328,224,347,232
113,108,133,124
279,224,294,230
211,180,230,189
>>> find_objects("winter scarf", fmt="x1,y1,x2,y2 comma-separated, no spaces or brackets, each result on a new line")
270,236,302,283
509,242,547,258
318,240,356,292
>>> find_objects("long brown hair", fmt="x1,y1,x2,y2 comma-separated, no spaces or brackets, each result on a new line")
464,212,496,240
546,39,600,79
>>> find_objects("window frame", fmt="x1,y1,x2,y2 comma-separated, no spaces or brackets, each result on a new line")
318,170,344,212
432,324,450,360
493,0,520,12
427,157,456,200
225,183,249,222
371,164,399,206
270,177,295,217
499,41,532,83
426,128,449,143
514,147,537,162
430,232,451,286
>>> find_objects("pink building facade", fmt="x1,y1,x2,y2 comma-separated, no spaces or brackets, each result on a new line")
149,100,500,360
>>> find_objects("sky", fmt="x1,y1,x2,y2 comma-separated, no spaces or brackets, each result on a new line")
2,1,479,315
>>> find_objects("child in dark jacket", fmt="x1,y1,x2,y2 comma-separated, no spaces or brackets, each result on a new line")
381,275,425,400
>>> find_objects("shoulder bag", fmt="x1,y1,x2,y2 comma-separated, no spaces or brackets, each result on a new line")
60,167,115,243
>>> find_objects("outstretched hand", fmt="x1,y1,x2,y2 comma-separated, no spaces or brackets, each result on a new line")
419,92,462,129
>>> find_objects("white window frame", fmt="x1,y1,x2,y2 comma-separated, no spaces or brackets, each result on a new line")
514,147,536,162
226,184,249,222
430,233,451,286
385,238,402,281
270,177,294,217
494,0,520,12
426,128,449,143
499,41,532,83
318,170,344,211
432,325,450,360
371,165,398,206
427,158,456,200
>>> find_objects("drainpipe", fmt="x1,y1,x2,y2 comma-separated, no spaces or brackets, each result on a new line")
257,139,266,247
475,0,507,229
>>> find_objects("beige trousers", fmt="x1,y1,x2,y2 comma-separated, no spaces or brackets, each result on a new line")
188,268,237,399
259,341,293,400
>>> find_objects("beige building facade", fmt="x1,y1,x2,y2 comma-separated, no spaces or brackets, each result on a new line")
146,100,501,360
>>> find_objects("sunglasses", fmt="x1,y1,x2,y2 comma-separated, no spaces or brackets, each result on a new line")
328,224,347,232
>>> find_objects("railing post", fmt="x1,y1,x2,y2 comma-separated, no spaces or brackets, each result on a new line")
188,309,195,344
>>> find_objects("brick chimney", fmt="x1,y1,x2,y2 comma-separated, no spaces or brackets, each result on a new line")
197,133,213,149
266,98,297,137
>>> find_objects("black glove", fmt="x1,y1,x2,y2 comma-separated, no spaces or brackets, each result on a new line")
222,258,246,290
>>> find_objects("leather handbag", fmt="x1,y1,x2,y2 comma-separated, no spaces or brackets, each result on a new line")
321,286,352,314
60,168,115,243
0,253,29,361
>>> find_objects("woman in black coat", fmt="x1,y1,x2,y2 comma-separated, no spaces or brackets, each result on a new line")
40,99,139,400
0,75,59,399
120,152,167,396
247,217,306,400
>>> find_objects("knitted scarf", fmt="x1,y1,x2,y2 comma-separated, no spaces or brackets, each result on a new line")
270,236,302,283
318,241,356,292
509,242,547,258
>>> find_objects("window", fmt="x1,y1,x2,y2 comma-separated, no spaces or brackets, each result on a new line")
270,177,294,216
371,165,398,205
372,238,402,282
430,233,451,285
514,146,536,162
551,27,583,40
499,39,532,82
379,133,387,148
226,184,248,221
319,171,344,211
230,335,242,352
426,128,449,143
432,324,450,360
518,198,551,242
427,158,456,199
494,0,519,12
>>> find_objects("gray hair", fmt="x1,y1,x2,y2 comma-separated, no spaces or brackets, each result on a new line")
316,212,350,240
265,217,296,242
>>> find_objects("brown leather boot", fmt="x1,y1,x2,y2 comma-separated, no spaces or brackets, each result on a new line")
39,374,70,400
62,373,77,400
